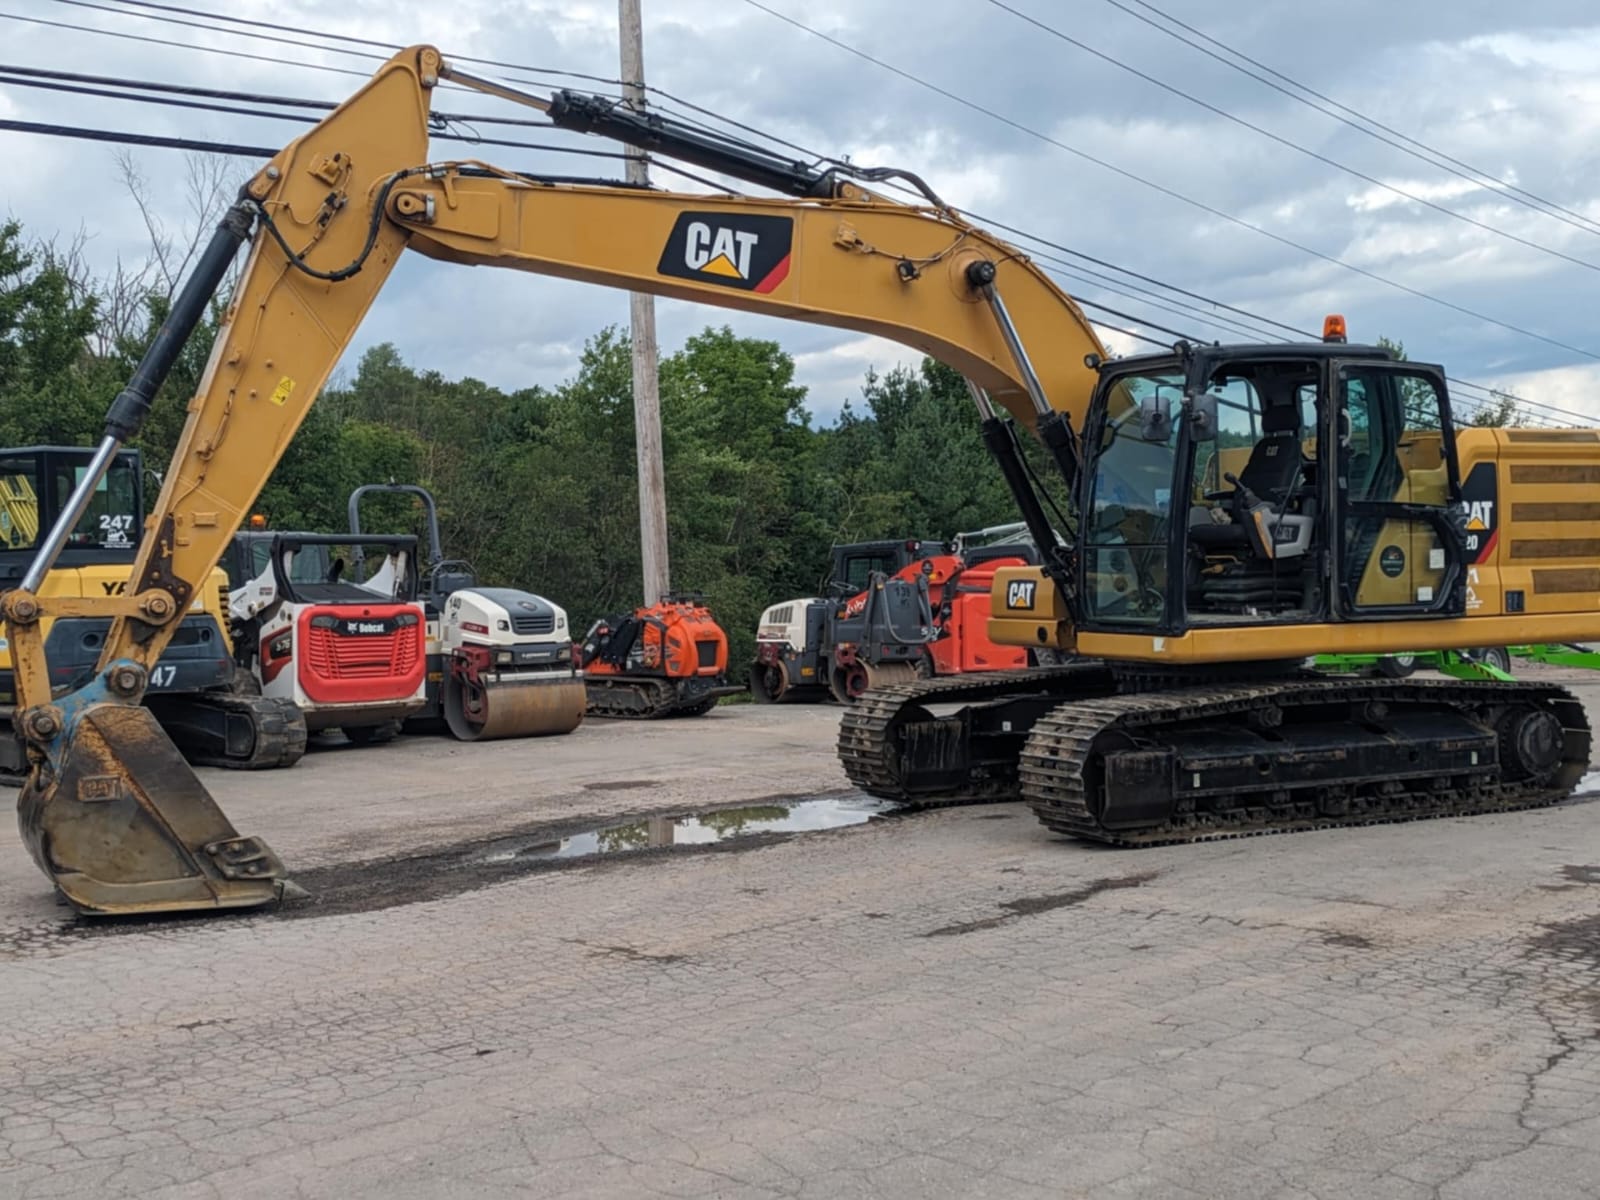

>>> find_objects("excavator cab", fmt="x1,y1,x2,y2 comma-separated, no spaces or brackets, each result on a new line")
1073,342,1466,636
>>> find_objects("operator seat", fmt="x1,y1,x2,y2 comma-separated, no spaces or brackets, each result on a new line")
1190,402,1304,555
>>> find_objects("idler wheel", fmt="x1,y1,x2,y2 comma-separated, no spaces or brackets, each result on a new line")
1498,708,1563,780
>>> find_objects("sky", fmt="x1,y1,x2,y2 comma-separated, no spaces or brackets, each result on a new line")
2,0,1599,426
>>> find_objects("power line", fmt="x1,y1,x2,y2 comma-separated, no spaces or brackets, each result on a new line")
0,118,649,192
0,11,371,78
50,0,385,66
0,97,634,162
98,0,623,86
0,70,319,124
980,0,1600,275
0,62,336,110
17,5,1301,345
734,0,1600,363
0,119,1577,424
71,0,1590,371
0,116,277,157
1106,0,1600,240
82,0,786,145
0,63,582,131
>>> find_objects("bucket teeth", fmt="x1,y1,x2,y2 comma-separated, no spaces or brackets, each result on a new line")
17,703,288,916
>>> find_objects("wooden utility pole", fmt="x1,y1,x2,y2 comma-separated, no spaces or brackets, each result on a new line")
619,0,670,605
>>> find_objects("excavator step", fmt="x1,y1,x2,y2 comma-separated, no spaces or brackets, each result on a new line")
1019,677,1592,845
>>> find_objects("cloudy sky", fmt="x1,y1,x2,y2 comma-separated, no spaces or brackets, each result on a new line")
3,0,1598,425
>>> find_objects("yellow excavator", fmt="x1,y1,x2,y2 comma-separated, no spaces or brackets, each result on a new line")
2,46,1593,915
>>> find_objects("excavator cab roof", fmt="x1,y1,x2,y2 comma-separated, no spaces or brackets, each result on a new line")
1100,340,1397,381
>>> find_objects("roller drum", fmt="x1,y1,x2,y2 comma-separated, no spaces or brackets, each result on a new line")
443,673,585,740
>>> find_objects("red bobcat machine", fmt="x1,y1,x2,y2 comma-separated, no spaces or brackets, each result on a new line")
224,531,428,743
578,594,744,717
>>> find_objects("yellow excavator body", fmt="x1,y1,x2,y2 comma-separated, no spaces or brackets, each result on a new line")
988,427,1600,661
3,45,1595,912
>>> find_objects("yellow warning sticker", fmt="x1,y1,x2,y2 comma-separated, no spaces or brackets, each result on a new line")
269,376,296,406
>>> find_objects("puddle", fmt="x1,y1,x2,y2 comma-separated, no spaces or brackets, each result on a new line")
477,797,892,864
0,792,899,951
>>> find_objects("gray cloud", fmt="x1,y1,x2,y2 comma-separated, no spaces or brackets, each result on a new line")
2,0,1597,424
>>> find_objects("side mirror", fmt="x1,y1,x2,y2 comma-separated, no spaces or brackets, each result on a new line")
1139,394,1172,442
1187,392,1218,442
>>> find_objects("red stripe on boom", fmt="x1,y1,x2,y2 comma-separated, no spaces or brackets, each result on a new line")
753,254,791,294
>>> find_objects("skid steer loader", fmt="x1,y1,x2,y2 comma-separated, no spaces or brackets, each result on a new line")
224,529,429,743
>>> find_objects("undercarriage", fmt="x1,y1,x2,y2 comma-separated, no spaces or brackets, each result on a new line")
838,665,1592,842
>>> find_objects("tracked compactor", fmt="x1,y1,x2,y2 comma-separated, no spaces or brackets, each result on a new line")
2,44,1592,915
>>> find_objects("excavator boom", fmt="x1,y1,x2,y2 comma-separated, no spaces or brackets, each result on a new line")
1,46,1106,914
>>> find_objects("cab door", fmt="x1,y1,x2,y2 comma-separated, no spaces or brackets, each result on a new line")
1332,360,1465,618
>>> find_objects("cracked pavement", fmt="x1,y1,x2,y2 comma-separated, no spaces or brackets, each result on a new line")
2,683,1599,1198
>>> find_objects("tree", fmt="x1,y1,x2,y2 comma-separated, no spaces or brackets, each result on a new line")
1378,335,1524,428
1463,389,1525,429
0,221,116,446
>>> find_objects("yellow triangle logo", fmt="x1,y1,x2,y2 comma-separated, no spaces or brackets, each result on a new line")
701,253,743,279
1466,517,1486,530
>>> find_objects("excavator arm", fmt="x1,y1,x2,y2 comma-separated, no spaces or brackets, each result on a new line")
1,46,1105,914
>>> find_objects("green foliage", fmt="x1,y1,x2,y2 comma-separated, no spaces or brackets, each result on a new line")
1463,390,1525,429
0,221,119,445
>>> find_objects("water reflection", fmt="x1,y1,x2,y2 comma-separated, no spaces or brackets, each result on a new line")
480,796,891,864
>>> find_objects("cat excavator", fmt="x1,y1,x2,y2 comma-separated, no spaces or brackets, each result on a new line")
2,45,1594,915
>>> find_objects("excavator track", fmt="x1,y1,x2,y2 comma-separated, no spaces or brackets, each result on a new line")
1020,677,1592,845
837,663,1118,805
148,692,308,770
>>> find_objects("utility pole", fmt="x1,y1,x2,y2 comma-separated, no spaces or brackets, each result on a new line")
619,0,670,605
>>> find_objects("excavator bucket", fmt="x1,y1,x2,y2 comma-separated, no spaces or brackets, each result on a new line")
443,675,586,740
17,703,288,915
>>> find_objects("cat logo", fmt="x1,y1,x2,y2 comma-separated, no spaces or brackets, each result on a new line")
1006,579,1037,610
1459,462,1499,564
659,212,794,293
686,224,758,279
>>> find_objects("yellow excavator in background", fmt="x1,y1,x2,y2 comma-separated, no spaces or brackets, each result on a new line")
1,46,1592,915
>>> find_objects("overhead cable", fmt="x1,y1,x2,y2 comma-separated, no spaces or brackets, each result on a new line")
733,0,1600,363
1104,0,1600,239
981,0,1600,272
